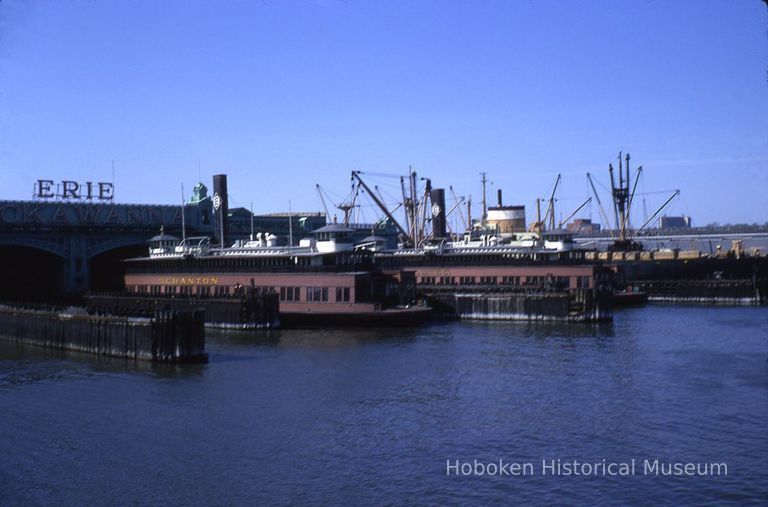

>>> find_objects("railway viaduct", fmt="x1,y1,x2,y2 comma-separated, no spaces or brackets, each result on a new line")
0,199,213,298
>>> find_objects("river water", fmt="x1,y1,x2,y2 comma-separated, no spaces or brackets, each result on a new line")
1,306,767,505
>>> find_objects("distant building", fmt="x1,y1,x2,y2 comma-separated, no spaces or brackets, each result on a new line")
660,215,692,229
567,218,601,235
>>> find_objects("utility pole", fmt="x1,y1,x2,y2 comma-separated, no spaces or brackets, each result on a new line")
250,201,254,241
288,199,293,247
180,183,186,244
480,172,488,228
410,168,418,244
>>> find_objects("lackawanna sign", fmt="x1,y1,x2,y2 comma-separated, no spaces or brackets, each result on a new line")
0,201,191,228
35,180,114,201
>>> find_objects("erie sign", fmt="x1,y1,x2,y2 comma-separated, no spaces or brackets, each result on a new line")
35,180,114,201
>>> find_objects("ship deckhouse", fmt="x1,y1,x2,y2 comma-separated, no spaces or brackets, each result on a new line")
313,224,356,253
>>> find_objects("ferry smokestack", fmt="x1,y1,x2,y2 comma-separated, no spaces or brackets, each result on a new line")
430,188,447,239
498,189,503,206
213,174,229,247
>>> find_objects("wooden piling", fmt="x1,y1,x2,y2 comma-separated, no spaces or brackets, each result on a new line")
0,304,207,362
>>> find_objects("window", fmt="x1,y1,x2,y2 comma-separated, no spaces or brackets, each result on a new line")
306,287,328,303
282,286,300,302
336,287,350,303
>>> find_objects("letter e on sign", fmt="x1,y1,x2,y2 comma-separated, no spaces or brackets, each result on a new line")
36,180,54,198
98,182,114,200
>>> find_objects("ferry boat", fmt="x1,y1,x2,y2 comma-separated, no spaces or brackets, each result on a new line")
125,219,613,324
123,225,432,327
368,230,613,322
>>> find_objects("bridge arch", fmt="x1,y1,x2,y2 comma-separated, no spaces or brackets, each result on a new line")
89,243,149,292
0,236,68,258
87,236,150,259
0,244,66,301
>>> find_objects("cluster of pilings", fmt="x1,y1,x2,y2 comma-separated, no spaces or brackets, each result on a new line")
426,287,612,322
636,279,765,305
0,305,207,362
85,289,280,329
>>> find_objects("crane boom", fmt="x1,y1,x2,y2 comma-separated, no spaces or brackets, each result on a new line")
558,197,592,229
449,185,468,230
351,171,409,239
633,190,680,235
587,173,615,240
628,165,643,212
543,173,561,231
315,184,331,221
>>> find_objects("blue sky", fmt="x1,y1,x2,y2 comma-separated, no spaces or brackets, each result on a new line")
1,0,766,226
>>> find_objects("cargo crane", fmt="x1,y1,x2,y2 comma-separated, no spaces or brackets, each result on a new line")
316,183,359,225
530,174,561,233
589,151,680,251
353,169,449,247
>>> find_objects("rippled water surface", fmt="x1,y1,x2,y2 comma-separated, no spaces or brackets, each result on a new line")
1,306,767,505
